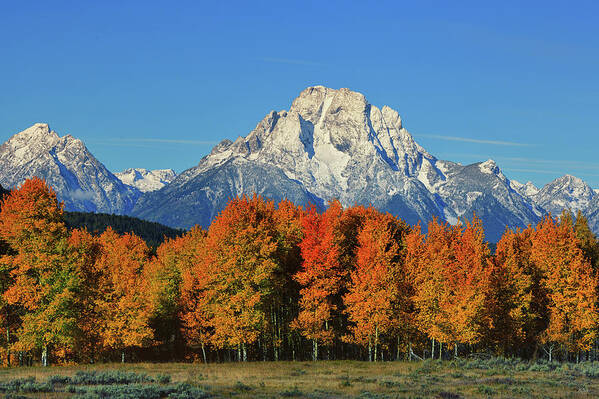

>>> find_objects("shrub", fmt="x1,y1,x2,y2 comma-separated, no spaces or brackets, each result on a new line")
156,374,172,384
280,386,303,397
48,375,73,385
476,385,496,395
71,370,155,385
0,377,54,394
70,383,210,399
437,392,462,399
233,381,252,392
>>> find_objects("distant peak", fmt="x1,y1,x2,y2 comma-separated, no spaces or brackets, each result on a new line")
291,86,367,113
31,122,50,130
479,159,500,174
17,122,54,136
7,123,62,149
554,174,586,186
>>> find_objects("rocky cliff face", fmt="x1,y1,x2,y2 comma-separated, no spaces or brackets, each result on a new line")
6,89,597,241
531,174,596,216
132,86,543,241
0,123,140,213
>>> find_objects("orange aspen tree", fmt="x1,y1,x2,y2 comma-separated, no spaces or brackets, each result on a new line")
409,219,455,358
145,229,205,357
442,216,493,357
0,178,82,366
531,216,598,361
343,212,399,361
95,228,153,362
66,228,102,361
402,224,426,359
292,201,344,361
270,199,305,361
176,227,214,363
492,226,549,358
199,195,280,361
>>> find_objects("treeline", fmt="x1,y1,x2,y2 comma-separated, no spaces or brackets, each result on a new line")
0,185,183,250
0,177,598,366
63,212,184,250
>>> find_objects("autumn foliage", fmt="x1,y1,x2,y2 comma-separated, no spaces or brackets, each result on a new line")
0,177,598,365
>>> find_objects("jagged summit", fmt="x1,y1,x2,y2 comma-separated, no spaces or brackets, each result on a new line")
532,174,596,215
132,86,542,240
13,88,596,240
0,123,139,214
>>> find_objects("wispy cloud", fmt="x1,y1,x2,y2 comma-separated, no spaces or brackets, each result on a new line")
260,57,322,66
416,134,532,147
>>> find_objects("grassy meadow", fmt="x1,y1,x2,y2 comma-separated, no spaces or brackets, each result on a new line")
0,358,597,398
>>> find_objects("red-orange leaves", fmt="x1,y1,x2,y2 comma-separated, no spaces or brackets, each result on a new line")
344,212,399,360
0,177,66,253
532,216,598,353
292,201,343,359
0,178,79,364
196,195,280,357
410,217,493,354
95,228,153,357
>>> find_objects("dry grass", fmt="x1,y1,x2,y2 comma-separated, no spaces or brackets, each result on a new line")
0,359,596,398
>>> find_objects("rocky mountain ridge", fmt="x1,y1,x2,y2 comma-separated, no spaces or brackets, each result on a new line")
0,123,139,214
3,87,598,241
131,86,545,241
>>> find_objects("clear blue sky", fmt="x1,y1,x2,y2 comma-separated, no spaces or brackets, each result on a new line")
2,1,598,188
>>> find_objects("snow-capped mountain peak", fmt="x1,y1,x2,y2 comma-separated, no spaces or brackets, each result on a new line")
0,123,140,214
132,86,543,241
532,174,596,215
116,168,176,192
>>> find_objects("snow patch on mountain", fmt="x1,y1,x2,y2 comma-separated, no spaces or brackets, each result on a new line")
116,168,176,192
532,174,595,216
511,180,540,197
133,86,543,241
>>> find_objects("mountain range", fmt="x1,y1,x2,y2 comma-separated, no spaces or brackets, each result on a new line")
1,87,597,242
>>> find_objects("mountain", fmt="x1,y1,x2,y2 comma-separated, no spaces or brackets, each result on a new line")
133,157,322,229
0,123,140,214
586,196,599,234
531,174,596,216
429,159,543,240
512,174,599,235
115,168,176,192
133,86,543,241
510,180,540,198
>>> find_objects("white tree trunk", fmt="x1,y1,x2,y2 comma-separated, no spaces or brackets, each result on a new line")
41,346,48,367
374,326,379,362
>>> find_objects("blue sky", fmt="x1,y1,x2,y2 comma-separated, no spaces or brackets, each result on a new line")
1,1,598,188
